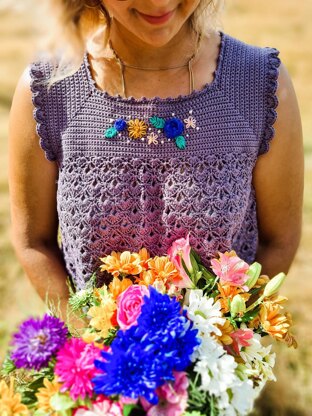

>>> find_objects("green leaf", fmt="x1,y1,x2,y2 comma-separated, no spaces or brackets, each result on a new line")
123,404,140,416
1,355,16,375
149,116,165,129
175,135,186,149
50,393,75,411
241,307,260,322
104,126,118,138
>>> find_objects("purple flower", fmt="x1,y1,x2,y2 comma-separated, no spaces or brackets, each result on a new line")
114,119,127,132
163,118,184,138
11,314,68,371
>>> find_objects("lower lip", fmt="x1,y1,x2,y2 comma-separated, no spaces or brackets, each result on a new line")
138,10,175,25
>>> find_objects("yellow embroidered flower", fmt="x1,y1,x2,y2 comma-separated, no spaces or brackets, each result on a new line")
100,251,143,278
88,297,116,338
35,378,61,416
0,377,29,415
128,119,148,139
109,276,133,300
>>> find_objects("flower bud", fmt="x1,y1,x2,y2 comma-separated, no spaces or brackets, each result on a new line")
263,273,286,298
245,262,262,289
230,294,246,317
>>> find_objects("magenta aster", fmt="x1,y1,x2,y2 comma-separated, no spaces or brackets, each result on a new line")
55,338,101,400
11,314,68,371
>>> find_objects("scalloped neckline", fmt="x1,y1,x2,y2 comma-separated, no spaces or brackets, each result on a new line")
83,31,226,104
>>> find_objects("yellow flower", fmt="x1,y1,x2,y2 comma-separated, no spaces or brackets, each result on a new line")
215,319,234,346
109,276,133,300
128,119,148,139
82,331,105,349
100,251,143,278
36,378,61,416
88,296,116,338
0,377,29,415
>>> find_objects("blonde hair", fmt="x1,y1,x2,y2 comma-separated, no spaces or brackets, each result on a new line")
41,0,224,86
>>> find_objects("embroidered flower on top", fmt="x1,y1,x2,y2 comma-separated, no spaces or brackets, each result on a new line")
103,111,198,149
184,116,196,129
128,119,148,139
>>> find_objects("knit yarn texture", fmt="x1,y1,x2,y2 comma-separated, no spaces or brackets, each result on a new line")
30,32,281,289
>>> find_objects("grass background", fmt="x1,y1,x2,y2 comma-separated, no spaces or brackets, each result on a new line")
0,1,311,414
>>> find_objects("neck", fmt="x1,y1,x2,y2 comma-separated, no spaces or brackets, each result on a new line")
109,20,197,69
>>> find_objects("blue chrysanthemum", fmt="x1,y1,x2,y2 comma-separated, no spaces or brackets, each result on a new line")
114,118,127,132
163,117,184,138
93,287,200,404
11,314,68,371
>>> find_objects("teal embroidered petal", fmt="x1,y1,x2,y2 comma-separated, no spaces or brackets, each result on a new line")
104,127,118,139
175,136,186,150
149,116,165,129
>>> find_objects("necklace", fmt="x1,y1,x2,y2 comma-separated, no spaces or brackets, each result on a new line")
108,33,202,98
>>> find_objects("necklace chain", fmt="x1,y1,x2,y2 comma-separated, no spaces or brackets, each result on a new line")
109,33,201,98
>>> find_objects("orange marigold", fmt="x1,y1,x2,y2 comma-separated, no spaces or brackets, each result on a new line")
215,283,251,313
36,378,61,416
0,377,29,416
100,251,142,278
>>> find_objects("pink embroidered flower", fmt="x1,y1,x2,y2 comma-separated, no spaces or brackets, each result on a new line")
230,329,253,355
55,338,101,400
117,285,149,330
74,397,123,416
211,251,250,288
167,233,193,289
141,371,189,416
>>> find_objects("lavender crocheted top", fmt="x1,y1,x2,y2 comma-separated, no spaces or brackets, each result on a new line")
30,32,281,289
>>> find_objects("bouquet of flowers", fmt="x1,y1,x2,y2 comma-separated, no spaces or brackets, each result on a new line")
0,234,297,415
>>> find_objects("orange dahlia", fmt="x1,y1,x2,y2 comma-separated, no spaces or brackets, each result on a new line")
0,377,29,415
100,251,143,278
144,256,181,285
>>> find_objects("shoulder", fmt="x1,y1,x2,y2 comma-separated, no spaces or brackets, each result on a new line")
223,32,281,73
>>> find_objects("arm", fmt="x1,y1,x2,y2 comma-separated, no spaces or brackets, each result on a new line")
253,63,304,276
8,67,70,320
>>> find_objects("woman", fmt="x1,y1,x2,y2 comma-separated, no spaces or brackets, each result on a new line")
8,0,303,321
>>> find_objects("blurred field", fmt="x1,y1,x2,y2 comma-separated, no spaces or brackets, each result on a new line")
0,1,311,414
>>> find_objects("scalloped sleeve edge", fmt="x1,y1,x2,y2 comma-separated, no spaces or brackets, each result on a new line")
29,62,56,161
258,48,282,156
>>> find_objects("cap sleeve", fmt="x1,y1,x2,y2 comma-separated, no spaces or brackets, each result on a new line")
258,47,281,156
29,60,57,161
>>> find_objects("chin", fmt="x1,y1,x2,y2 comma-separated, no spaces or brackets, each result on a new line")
136,26,184,48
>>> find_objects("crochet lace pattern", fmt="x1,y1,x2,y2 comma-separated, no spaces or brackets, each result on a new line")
30,32,281,289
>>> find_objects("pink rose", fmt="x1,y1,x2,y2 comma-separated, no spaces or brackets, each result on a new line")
167,233,193,289
117,285,149,330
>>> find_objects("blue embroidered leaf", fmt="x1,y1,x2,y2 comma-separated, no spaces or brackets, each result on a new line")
149,116,165,129
175,136,186,150
104,127,118,138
